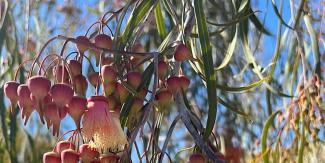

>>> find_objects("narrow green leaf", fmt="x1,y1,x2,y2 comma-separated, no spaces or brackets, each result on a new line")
298,114,306,163
249,8,272,35
162,0,178,25
238,0,249,13
194,0,217,140
216,78,265,92
121,0,157,46
215,26,238,70
217,97,250,118
154,1,167,39
271,0,294,30
304,14,321,78
207,11,257,27
261,110,281,163
239,18,293,98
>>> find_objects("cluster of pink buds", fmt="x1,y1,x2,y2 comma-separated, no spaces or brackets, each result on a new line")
43,141,119,163
3,9,193,162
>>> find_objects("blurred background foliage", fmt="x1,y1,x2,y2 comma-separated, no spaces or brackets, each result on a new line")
0,0,324,162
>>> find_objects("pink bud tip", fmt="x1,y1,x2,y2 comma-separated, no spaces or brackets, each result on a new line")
94,34,112,49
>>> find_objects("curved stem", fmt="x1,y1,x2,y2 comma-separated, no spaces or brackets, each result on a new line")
64,51,78,61
43,58,59,76
14,58,36,81
82,54,96,72
38,53,61,75
85,21,102,37
29,36,59,77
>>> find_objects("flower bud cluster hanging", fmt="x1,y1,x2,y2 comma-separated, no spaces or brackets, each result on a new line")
3,8,193,163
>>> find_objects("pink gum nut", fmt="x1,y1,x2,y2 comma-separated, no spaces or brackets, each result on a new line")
61,149,79,163
73,74,88,97
17,84,34,125
30,94,52,126
174,43,191,61
130,43,145,67
155,89,173,108
106,95,117,110
43,102,62,136
136,88,147,99
116,82,129,103
166,76,181,94
53,65,70,84
55,140,76,154
94,34,112,49
158,61,168,80
88,72,100,88
179,75,190,91
67,96,87,129
131,98,143,113
103,82,116,97
50,83,74,118
67,60,82,77
79,144,100,162
75,36,91,53
132,43,145,53
43,151,61,163
101,65,117,84
4,81,19,113
82,96,128,151
100,154,119,163
126,71,142,89
188,153,205,163
27,76,51,124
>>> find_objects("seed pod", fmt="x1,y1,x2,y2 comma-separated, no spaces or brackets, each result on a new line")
101,65,117,84
126,71,142,89
55,140,76,154
167,76,181,93
73,74,88,97
67,60,82,77
43,151,61,163
27,76,51,124
179,75,190,91
79,144,100,163
158,61,168,80
116,82,129,103
137,88,147,99
103,82,116,97
174,44,191,61
88,72,100,88
188,153,205,163
50,83,74,109
155,89,173,108
53,65,70,84
17,84,34,125
132,43,145,53
107,95,117,111
94,34,112,49
61,149,79,163
44,102,62,136
4,81,19,113
75,36,91,53
67,96,87,129
100,154,119,163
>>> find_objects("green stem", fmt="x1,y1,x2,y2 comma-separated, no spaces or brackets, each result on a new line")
298,112,306,163
261,110,281,163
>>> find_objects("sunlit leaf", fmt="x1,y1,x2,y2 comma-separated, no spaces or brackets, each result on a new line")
194,0,217,140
